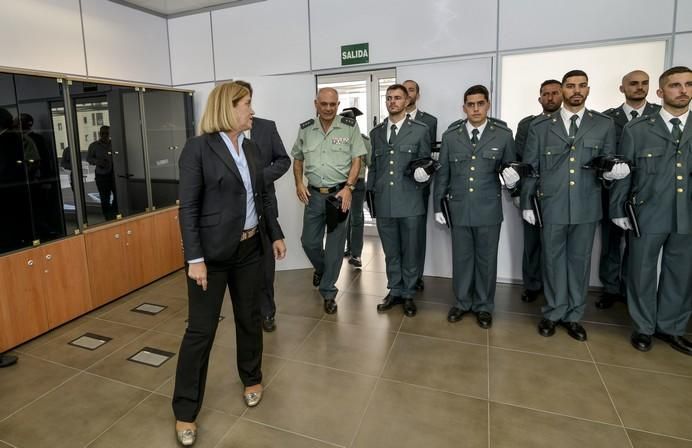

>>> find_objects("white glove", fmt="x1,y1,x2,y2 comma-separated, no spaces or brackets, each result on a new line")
602,163,630,181
431,151,440,161
611,217,633,230
501,167,520,189
512,196,521,209
414,167,431,182
434,212,447,225
522,209,536,225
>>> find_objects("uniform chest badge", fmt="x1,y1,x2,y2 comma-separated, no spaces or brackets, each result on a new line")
331,137,350,145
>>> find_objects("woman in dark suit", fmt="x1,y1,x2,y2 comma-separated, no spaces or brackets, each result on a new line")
172,82,286,446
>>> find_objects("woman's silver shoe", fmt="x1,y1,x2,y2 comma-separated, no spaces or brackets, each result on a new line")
244,389,263,407
176,428,197,446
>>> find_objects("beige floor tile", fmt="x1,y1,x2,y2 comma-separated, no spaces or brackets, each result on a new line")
382,333,488,398
14,316,96,354
490,402,630,448
362,254,386,273
490,312,591,361
275,288,329,319
587,323,692,377
628,430,692,448
323,292,404,331
335,262,362,290
0,372,148,448
344,271,390,297
98,294,187,330
262,314,320,358
600,365,692,440
294,321,396,376
89,393,235,448
218,419,337,448
24,319,148,370
399,301,488,345
0,355,79,421
151,308,189,337
0,440,12,447
490,348,620,423
352,379,488,448
492,284,544,316
414,275,455,304
87,330,182,390
245,361,376,446
581,293,631,326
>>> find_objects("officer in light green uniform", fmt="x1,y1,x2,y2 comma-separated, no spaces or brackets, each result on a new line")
368,84,431,317
292,88,366,314
610,66,692,355
521,70,627,342
434,85,518,329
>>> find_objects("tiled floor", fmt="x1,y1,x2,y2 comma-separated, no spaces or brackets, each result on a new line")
2,236,692,448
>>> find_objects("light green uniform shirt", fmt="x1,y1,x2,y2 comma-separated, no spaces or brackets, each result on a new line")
291,116,367,187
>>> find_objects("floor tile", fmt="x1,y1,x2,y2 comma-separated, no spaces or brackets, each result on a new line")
600,365,692,440
0,372,148,448
586,323,692,377
628,430,692,448
89,393,235,448
414,275,455,304
490,312,591,361
344,271,390,297
382,333,488,398
151,308,189,337
218,419,337,448
262,314,320,358
490,402,630,448
323,292,404,331
490,348,620,423
352,379,488,448
399,301,489,345
14,316,96,354
87,331,182,390
492,284,544,316
245,360,376,446
581,293,631,326
0,355,79,421
0,440,12,447
98,294,187,330
362,254,386,273
294,321,396,376
275,288,329,319
24,319,147,370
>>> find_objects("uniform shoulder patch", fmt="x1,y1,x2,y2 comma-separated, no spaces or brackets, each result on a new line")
340,116,356,127
518,115,536,126
408,117,427,127
447,118,464,129
602,107,616,116
531,114,553,126
373,120,385,130
587,109,611,119
300,118,315,129
489,117,508,128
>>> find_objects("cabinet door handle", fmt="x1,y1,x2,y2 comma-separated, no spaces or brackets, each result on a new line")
27,259,34,266
45,254,52,261
115,233,120,239
127,230,133,235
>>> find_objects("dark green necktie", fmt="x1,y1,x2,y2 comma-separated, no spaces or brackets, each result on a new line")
569,114,578,138
630,110,639,120
471,128,479,146
389,124,397,145
670,117,682,144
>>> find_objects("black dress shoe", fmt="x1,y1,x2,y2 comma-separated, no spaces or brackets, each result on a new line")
561,321,587,341
537,318,557,337
262,315,276,332
447,307,467,323
521,289,541,303
630,332,652,352
655,333,692,356
403,299,417,317
348,256,362,267
344,249,351,257
415,279,424,291
324,299,337,314
377,294,402,312
595,292,624,309
476,311,492,329
0,354,18,368
312,271,323,287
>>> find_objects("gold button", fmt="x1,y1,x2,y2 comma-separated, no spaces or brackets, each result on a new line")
569,181,575,186
569,169,575,174
389,171,394,175
569,157,575,162
677,188,684,193
470,166,476,171
677,175,683,180
469,177,474,182
677,162,682,167
389,181,394,186
390,160,394,165
390,150,394,154
469,188,474,192
471,155,476,160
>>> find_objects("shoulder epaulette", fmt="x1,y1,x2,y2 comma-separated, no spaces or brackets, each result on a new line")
628,115,650,127
531,114,553,126
447,118,464,129
373,120,385,130
587,109,610,119
489,117,508,127
407,117,427,127
300,118,315,129
340,116,356,127
518,115,536,126
603,107,616,115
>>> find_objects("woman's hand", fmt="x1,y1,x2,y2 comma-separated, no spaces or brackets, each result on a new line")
273,240,287,260
188,262,208,291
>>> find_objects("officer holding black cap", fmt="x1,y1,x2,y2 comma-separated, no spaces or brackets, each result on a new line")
433,84,518,329
292,88,367,314
340,107,371,268
368,84,431,317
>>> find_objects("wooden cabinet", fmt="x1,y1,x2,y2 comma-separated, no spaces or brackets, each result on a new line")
125,217,158,290
85,223,130,307
152,208,184,278
0,236,92,352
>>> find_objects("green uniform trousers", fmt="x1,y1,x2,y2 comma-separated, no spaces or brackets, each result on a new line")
452,224,501,313
301,192,348,300
522,220,543,292
598,217,628,296
417,185,431,281
627,232,692,336
345,178,366,258
541,222,598,322
377,216,420,299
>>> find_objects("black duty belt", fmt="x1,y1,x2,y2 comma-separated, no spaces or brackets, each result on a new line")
309,183,346,194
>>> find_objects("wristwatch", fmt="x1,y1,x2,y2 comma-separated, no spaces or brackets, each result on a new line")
345,182,356,192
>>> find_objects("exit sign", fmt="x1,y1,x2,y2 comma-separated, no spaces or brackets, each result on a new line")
341,43,369,66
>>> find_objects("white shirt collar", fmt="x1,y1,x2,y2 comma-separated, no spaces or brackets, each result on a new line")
386,116,407,141
659,107,689,132
406,108,418,119
622,103,646,121
465,119,488,140
560,107,585,133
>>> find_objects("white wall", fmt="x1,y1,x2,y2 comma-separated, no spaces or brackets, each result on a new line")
309,0,497,70
673,32,692,66
81,0,171,84
168,13,215,85
676,0,692,32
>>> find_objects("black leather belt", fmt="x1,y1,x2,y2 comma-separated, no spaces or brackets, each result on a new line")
309,183,346,194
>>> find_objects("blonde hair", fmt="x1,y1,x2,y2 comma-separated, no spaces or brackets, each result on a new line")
198,82,251,135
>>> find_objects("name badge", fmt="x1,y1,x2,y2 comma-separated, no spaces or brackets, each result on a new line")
331,137,350,145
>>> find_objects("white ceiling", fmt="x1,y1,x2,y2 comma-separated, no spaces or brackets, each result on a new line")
112,0,252,16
